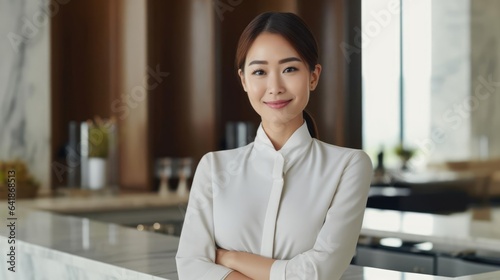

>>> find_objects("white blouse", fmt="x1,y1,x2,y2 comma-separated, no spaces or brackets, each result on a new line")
176,122,373,280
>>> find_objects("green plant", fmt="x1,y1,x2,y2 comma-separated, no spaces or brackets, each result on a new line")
394,144,415,160
0,160,40,187
88,123,109,158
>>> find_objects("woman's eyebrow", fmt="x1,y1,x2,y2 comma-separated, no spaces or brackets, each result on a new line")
278,57,301,64
248,57,302,66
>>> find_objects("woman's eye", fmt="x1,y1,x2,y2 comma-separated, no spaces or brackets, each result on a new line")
252,69,265,76
283,67,298,73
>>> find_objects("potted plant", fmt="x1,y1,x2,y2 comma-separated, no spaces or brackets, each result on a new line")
0,160,40,199
87,119,109,190
394,144,416,171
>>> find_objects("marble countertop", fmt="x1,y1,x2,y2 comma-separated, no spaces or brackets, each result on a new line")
1,197,500,279
17,191,189,213
3,204,495,280
20,192,500,255
0,204,180,279
361,207,500,255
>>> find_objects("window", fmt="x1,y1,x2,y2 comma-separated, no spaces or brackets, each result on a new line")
362,0,432,169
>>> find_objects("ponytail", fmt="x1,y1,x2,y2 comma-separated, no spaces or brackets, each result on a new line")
303,111,318,138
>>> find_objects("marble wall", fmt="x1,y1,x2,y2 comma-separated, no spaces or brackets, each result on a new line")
0,0,51,191
470,0,500,160
429,0,500,162
429,0,471,162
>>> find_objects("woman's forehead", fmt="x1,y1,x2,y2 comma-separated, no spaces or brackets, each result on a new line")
246,33,301,61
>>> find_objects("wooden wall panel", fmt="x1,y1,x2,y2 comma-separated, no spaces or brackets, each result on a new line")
148,1,190,161
51,0,120,188
117,0,149,191
298,0,362,148
147,0,217,165
188,0,217,160
346,0,363,148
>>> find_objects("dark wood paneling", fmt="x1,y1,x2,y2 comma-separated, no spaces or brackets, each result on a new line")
299,0,362,148
148,0,190,160
298,0,343,144
51,0,119,188
117,0,149,191
147,0,217,164
345,0,363,148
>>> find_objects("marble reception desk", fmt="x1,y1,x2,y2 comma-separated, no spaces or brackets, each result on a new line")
361,207,500,254
1,194,500,279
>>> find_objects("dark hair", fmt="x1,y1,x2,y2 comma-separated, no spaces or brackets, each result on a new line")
303,110,318,138
235,12,318,72
235,12,320,138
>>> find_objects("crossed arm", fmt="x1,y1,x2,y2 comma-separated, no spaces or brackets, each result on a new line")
176,151,373,280
215,249,275,280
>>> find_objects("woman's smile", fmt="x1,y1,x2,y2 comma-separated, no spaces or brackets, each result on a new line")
264,99,292,109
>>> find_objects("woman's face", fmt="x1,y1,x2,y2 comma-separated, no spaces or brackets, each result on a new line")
238,32,321,130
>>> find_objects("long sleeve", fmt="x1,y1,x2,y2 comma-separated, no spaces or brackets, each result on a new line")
176,154,233,280
269,150,373,280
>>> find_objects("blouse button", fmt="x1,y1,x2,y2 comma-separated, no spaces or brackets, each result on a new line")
273,154,285,179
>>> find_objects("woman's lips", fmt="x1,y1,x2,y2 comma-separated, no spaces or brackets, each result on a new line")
264,99,292,109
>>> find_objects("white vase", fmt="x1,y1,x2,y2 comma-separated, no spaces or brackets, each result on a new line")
88,158,107,190
177,176,189,197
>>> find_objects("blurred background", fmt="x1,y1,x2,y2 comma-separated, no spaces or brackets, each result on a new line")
2,0,500,277
0,0,499,201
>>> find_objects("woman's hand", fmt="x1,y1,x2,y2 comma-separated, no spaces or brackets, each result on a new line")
216,248,234,268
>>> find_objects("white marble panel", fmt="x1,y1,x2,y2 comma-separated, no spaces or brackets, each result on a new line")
0,0,51,191
429,0,500,162
430,0,471,162
470,0,500,159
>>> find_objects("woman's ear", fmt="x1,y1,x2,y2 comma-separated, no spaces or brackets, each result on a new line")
309,64,322,91
238,69,248,92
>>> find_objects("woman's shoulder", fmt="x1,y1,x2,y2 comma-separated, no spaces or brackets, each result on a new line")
201,142,254,161
312,139,372,166
311,138,364,154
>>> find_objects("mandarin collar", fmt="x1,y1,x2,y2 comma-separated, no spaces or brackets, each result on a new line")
254,121,312,159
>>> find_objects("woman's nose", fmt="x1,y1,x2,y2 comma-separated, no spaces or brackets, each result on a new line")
267,73,285,95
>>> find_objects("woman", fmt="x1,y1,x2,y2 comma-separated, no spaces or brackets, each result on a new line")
176,12,372,280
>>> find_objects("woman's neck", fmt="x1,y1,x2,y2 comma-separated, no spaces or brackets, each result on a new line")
262,118,304,150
